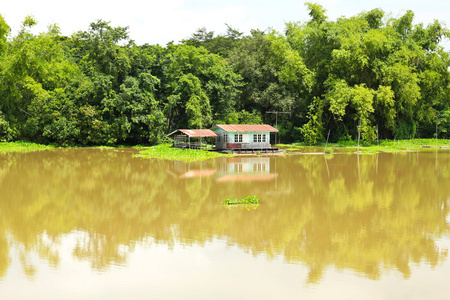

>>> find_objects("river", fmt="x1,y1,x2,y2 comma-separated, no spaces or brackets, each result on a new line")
0,149,449,299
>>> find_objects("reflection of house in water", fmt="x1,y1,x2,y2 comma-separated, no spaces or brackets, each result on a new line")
215,157,278,182
166,157,278,182
166,160,217,179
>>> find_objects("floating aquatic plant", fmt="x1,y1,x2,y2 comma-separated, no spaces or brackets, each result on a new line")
223,195,260,205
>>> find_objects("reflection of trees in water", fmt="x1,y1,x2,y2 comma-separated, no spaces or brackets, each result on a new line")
0,233,10,278
0,149,164,274
0,154,14,278
269,153,450,283
73,232,128,270
0,150,449,283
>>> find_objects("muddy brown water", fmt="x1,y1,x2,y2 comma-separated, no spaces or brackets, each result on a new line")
0,148,449,299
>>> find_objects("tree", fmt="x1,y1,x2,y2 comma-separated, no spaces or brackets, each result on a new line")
162,44,241,130
228,30,306,125
70,20,131,89
182,24,243,57
0,14,9,55
280,4,450,141
0,17,85,142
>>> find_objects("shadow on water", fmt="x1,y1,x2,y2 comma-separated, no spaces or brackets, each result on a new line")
0,149,449,283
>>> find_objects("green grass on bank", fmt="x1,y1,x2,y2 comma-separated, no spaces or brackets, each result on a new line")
0,141,55,153
3,138,448,156
134,143,232,162
279,138,450,154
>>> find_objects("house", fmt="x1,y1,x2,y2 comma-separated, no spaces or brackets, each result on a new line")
210,124,278,152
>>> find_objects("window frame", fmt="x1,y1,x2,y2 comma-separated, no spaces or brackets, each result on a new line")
253,133,266,143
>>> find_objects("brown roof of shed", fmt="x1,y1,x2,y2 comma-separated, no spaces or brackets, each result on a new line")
212,124,278,132
167,129,218,138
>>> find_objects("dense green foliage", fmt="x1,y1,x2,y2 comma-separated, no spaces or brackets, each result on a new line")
1,4,450,145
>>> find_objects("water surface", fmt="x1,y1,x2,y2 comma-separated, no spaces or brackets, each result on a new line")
0,149,449,299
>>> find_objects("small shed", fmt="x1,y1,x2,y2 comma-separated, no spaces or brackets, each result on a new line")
211,124,278,151
167,129,218,149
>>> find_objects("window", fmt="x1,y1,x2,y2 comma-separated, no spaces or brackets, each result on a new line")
253,134,266,143
223,134,228,143
234,134,242,143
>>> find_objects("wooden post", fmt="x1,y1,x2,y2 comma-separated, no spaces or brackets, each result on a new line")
436,122,438,171
376,125,379,146
325,129,330,153
357,152,361,183
266,111,290,147
357,120,361,154
436,122,438,149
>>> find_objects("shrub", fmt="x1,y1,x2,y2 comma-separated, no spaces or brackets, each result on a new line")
0,115,14,142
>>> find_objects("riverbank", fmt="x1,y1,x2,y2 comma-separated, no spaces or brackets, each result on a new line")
279,138,450,154
2,139,449,158
0,141,55,153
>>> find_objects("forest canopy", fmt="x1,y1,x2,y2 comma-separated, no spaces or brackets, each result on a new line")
1,3,450,145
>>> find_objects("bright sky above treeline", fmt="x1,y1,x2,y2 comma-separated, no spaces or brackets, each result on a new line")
2,0,450,46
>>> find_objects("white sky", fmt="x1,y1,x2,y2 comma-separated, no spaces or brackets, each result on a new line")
1,0,450,46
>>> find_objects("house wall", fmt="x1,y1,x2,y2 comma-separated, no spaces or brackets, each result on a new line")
213,128,271,150
214,128,228,150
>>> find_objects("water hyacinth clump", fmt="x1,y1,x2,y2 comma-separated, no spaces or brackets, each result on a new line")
223,195,260,205
135,143,231,162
